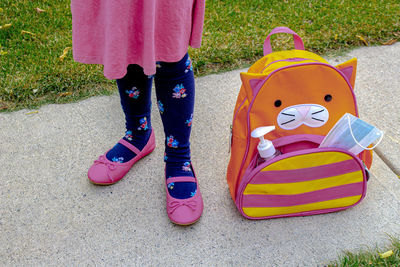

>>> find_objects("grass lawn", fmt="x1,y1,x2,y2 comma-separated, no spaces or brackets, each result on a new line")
328,238,400,266
1,0,399,111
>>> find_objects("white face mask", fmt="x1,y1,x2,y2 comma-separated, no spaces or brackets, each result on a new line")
319,113,384,155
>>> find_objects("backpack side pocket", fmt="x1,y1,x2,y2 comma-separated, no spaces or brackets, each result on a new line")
237,148,367,219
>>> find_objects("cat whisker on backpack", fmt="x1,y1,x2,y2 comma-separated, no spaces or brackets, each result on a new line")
281,112,295,117
311,109,325,115
281,119,296,125
311,117,324,122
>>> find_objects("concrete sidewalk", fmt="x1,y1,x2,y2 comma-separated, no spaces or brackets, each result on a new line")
1,43,399,266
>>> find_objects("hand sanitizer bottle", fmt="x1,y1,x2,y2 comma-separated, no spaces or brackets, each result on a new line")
251,126,280,165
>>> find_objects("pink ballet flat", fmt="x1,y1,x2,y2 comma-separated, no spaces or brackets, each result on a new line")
88,130,156,185
165,166,204,225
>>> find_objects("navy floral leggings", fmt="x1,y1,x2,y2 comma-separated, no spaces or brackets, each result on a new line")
108,53,196,199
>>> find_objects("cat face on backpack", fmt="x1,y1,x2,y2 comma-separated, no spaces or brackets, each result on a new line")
241,58,358,138
276,103,329,130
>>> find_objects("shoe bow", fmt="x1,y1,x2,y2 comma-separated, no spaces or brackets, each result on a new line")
168,200,197,214
93,155,117,182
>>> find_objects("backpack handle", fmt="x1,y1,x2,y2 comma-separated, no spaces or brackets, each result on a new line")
263,27,305,56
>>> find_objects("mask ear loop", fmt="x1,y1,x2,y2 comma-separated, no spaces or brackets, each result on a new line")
347,114,384,150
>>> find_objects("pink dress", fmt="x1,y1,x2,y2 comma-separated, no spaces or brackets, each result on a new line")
71,0,206,79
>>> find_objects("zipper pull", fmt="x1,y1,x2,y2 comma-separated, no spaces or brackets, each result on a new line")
228,124,233,154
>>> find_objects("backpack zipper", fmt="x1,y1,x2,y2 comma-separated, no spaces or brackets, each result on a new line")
229,97,247,153
262,58,320,73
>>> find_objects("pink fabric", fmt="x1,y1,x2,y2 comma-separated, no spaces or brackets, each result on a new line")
242,182,364,208
166,176,197,183
340,66,354,83
118,138,140,155
263,26,305,55
249,159,360,184
71,0,206,79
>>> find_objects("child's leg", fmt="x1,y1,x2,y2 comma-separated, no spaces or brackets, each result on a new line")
155,53,197,199
106,64,153,163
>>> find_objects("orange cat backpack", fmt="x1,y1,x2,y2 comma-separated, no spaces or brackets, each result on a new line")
226,27,372,220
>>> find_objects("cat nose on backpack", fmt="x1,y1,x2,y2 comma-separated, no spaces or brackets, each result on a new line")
277,104,329,130
296,105,311,119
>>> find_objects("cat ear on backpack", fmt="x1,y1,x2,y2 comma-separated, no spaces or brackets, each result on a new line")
336,58,357,89
240,72,267,100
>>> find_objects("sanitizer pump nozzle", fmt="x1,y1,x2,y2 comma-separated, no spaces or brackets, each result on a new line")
251,126,279,161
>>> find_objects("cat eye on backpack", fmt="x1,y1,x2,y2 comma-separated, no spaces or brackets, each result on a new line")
226,27,372,220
